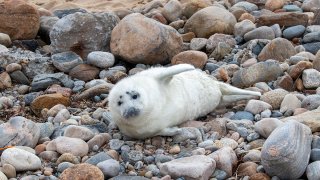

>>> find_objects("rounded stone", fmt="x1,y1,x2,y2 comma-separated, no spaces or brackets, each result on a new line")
261,89,289,109
244,26,275,42
306,161,320,180
87,51,115,69
244,100,273,115
254,118,284,138
52,51,83,73
2,163,16,178
97,159,120,178
5,63,21,73
258,38,296,62
162,0,183,22
301,95,320,110
69,64,100,82
265,0,285,11
234,20,256,37
59,163,104,180
1,148,41,171
46,136,89,157
184,6,237,38
111,13,182,65
283,25,305,40
64,125,95,141
171,50,208,68
0,32,11,47
230,111,254,121
302,69,320,89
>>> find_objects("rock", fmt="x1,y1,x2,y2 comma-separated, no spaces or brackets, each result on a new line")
243,149,261,162
205,118,227,137
46,136,89,157
303,42,320,54
53,109,70,123
69,64,100,82
38,16,59,44
159,155,216,180
254,118,284,138
307,161,320,180
282,108,320,132
50,12,119,58
111,13,182,65
184,6,237,38
87,133,111,151
311,149,320,161
171,50,207,68
231,111,254,121
265,0,285,11
162,0,182,22
0,1,40,40
302,0,320,12
31,93,70,116
274,73,294,91
232,61,283,88
9,71,30,85
0,33,11,47
261,89,289,109
181,0,212,18
234,20,256,37
314,50,320,71
181,32,196,42
206,33,236,53
258,38,296,62
244,26,275,42
56,153,80,164
97,159,120,178
0,72,11,90
31,73,74,92
288,61,313,80
5,63,21,73
2,163,15,178
250,173,271,180
207,147,237,177
280,94,301,113
245,100,273,115
0,44,8,53
0,116,40,148
60,163,104,180
52,51,83,73
302,69,320,89
64,125,95,141
302,95,320,110
238,162,258,176
239,12,255,22
232,1,258,12
283,25,305,40
1,148,41,171
261,121,312,179
121,150,144,164
87,51,115,69
256,12,309,27
85,152,112,165
303,32,320,44
169,20,185,30
190,38,207,50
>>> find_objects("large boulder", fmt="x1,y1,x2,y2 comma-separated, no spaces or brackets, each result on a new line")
184,6,237,38
110,13,183,65
50,12,119,59
0,0,40,40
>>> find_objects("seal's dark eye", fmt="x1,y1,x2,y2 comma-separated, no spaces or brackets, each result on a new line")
132,94,138,99
118,101,122,106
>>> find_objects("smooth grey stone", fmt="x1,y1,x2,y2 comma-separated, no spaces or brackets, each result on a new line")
303,32,320,43
307,161,320,180
231,111,254,121
311,149,320,161
121,150,144,164
57,162,74,173
52,51,83,73
31,73,74,91
301,95,320,110
36,122,54,139
9,70,30,85
283,25,305,40
53,8,87,18
312,136,320,149
303,42,320,54
283,5,303,12
85,152,112,165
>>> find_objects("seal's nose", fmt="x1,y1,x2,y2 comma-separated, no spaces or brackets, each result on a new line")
123,107,140,119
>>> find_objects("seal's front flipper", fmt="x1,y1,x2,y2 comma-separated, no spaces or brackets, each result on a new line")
156,64,195,83
156,127,182,136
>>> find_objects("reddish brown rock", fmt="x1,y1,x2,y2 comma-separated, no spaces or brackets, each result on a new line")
258,38,296,62
0,72,12,90
181,32,196,42
171,50,208,68
239,13,255,22
288,61,313,80
31,93,70,116
274,73,294,91
265,0,284,11
69,64,100,82
206,33,236,53
45,84,72,97
295,78,304,91
250,173,271,180
0,0,40,40
257,12,309,27
314,50,320,71
60,163,104,180
111,13,182,65
312,9,320,25
182,0,212,18
237,162,258,176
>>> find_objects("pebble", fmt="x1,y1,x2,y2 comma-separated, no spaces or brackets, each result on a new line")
261,89,289,109
56,153,80,164
0,32,11,47
2,163,16,178
258,38,296,62
87,133,111,151
265,0,284,11
46,136,89,157
243,149,261,162
311,149,320,161
261,121,312,179
244,26,275,42
121,150,144,164
51,51,83,73
238,162,258,176
0,171,7,180
306,161,320,180
30,93,70,116
109,139,125,151
190,38,207,51
97,159,120,178
5,63,21,73
171,50,207,68
87,51,115,69
162,0,182,22
302,69,320,89
230,111,254,121
1,148,41,171
57,162,75,173
245,100,272,115
159,155,216,180
53,109,70,123
301,95,320,110
59,163,104,180
234,19,256,37
64,125,95,141
69,64,100,82
208,147,237,177
283,25,305,40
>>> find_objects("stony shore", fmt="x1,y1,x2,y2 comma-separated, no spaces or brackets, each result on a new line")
0,0,320,179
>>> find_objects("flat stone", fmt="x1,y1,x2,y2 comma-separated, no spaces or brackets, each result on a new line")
303,32,320,43
69,64,100,82
234,20,256,37
302,95,320,110
85,152,112,165
232,1,258,12
2,163,15,178
31,73,74,92
9,70,30,85
244,26,275,42
283,25,306,40
52,51,83,73
1,148,41,171
64,125,95,141
245,100,273,115
97,159,120,178
261,121,312,179
302,69,320,89
288,61,313,80
303,42,320,54
46,136,88,157
256,12,309,27
159,155,216,180
31,93,70,116
87,51,115,69
171,50,207,68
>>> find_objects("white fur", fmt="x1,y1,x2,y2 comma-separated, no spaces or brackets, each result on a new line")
108,64,261,139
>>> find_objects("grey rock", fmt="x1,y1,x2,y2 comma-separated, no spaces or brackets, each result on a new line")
109,139,124,151
283,4,302,12
303,32,320,43
245,100,272,115
261,121,312,179
270,24,282,38
232,1,258,12
307,161,320,180
283,25,305,40
50,12,119,58
302,95,320,110
87,51,115,69
230,111,254,121
173,127,202,143
311,149,320,161
162,0,183,22
38,16,59,44
155,154,174,164
254,118,284,138
57,162,74,173
36,122,54,139
190,38,207,51
85,152,112,165
53,8,88,18
121,150,144,164
9,71,30,85
234,20,256,37
97,159,120,178
0,116,40,148
110,176,149,180
52,51,83,73
1,148,41,171
31,73,74,91
213,169,228,180
302,69,320,89
303,42,320,54
312,135,320,149
232,61,283,88
244,26,275,42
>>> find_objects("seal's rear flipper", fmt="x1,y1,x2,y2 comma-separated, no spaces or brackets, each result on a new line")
156,64,195,83
219,95,260,107
218,82,261,97
156,127,182,136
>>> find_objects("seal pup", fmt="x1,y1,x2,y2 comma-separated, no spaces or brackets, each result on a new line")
108,64,261,139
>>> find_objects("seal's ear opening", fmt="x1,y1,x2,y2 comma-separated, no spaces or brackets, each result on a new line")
156,64,195,83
